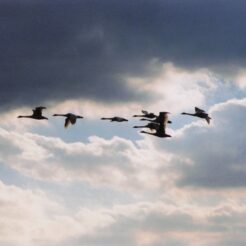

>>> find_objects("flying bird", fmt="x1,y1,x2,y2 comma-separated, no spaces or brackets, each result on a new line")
140,123,171,138
133,110,157,119
181,107,211,124
139,112,171,138
17,106,48,120
133,122,160,131
101,117,128,122
53,113,84,128
141,112,172,125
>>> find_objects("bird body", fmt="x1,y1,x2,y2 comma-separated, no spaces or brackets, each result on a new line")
53,113,83,128
18,107,48,120
101,117,128,122
182,107,211,124
133,122,160,131
140,123,171,138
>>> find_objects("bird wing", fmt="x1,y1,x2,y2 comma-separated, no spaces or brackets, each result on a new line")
32,107,46,117
64,118,71,128
142,110,148,115
148,122,159,131
205,117,211,124
156,123,165,135
195,107,205,113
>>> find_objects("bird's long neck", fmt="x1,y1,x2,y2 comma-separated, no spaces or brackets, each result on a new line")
141,131,154,136
101,117,112,120
53,114,67,117
141,118,152,122
18,115,32,118
133,115,144,117
182,112,195,116
134,126,145,128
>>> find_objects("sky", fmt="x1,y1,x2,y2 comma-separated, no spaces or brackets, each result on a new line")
1,0,246,245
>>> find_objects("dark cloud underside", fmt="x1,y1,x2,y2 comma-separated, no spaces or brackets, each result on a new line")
1,0,246,109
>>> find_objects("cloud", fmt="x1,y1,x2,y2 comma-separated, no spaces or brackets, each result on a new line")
1,97,246,245
52,200,246,246
156,98,246,188
0,179,119,246
0,180,75,245
0,127,173,191
1,0,246,109
127,62,218,113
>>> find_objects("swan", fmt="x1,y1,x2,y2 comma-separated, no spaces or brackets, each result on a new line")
140,123,171,138
141,112,172,125
101,117,128,122
133,122,160,131
181,107,211,124
17,107,48,120
53,113,83,128
133,110,157,119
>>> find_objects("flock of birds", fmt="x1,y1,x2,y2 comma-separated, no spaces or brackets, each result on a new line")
17,107,211,138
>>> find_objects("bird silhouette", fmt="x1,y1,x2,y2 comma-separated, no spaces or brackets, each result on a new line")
101,117,128,122
140,123,171,138
140,112,171,138
133,122,160,131
53,113,83,128
133,110,157,119
17,107,48,120
181,107,211,124
141,112,172,125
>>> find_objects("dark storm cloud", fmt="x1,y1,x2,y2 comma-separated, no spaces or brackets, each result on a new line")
1,0,246,109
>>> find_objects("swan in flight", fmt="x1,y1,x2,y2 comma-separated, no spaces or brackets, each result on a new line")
18,107,48,120
141,112,172,125
140,112,171,138
133,122,160,131
101,117,128,122
181,107,211,124
140,123,171,138
133,110,157,119
53,113,84,128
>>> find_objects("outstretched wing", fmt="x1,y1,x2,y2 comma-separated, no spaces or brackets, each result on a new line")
205,116,211,124
156,123,165,135
64,118,71,128
195,107,205,113
32,106,46,117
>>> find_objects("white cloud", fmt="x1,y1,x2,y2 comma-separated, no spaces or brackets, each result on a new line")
127,62,218,113
235,69,246,89
155,97,246,189
0,127,173,191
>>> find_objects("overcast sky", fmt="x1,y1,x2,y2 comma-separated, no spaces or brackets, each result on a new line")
1,1,246,245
